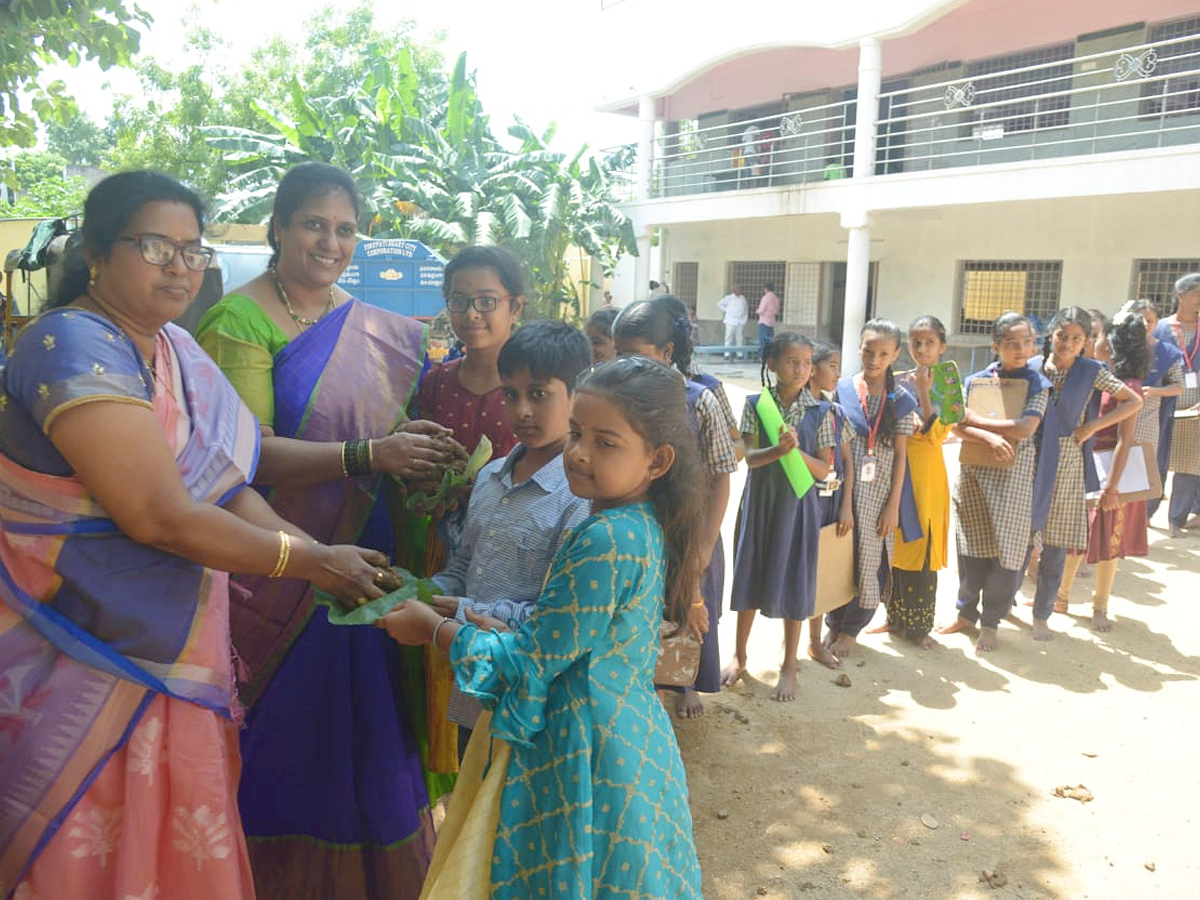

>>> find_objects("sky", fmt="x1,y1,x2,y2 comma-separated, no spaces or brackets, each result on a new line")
52,0,644,154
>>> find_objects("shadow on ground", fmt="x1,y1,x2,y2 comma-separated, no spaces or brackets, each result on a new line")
679,669,1067,900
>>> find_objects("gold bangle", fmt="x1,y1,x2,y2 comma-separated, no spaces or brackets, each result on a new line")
268,530,291,578
366,439,375,473
691,599,706,608
340,441,350,478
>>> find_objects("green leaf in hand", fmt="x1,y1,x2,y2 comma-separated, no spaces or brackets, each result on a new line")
319,566,440,626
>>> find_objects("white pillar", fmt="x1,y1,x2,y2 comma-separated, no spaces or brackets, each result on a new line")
635,231,653,302
840,37,883,374
840,216,872,372
637,95,656,202
851,38,882,179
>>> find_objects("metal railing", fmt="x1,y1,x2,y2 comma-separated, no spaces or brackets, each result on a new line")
876,30,1200,171
617,29,1200,202
651,99,851,198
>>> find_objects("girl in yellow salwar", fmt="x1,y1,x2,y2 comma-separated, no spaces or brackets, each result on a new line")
379,357,704,899
872,316,952,649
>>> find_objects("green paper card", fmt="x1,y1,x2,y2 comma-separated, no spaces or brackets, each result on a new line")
931,361,965,425
318,567,439,626
755,390,815,499
896,361,965,425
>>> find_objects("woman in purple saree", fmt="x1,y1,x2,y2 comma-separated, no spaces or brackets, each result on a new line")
0,171,389,900
197,163,463,900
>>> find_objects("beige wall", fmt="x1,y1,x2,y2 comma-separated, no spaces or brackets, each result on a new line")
206,222,268,245
0,219,52,315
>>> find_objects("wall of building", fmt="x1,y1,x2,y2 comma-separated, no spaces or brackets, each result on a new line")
622,191,1200,335
1,219,53,314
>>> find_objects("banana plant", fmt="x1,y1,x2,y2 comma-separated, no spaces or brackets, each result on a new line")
204,50,636,321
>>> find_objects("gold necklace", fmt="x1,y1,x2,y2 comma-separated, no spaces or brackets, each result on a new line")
271,266,334,328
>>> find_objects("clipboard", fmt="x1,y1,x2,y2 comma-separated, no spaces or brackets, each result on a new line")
814,523,856,616
1085,443,1162,506
959,377,1028,469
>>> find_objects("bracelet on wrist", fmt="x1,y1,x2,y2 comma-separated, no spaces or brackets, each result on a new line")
431,616,453,649
268,530,291,578
342,439,373,478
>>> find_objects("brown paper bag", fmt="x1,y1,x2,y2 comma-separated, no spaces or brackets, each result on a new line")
814,523,856,616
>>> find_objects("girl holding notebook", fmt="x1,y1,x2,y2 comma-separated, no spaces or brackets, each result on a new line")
723,332,853,701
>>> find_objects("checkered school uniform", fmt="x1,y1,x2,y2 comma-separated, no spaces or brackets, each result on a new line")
849,393,917,610
1136,358,1183,446
1041,363,1126,550
954,387,1049,570
690,361,738,434
697,387,740,475
1168,323,1200,475
737,386,846,444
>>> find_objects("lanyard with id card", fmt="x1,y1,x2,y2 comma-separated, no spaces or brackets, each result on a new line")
853,374,886,483
1172,320,1200,389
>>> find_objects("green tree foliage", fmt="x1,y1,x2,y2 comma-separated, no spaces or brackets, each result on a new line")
1,151,89,216
45,114,114,167
105,52,230,202
206,49,636,320
0,0,150,147
98,5,441,208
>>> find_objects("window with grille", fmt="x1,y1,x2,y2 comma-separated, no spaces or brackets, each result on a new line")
963,44,1073,135
785,262,821,329
956,261,1062,335
1129,258,1200,313
1141,17,1200,118
672,262,699,309
727,261,787,319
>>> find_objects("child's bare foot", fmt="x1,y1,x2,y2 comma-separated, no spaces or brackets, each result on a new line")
720,657,745,687
807,643,842,669
936,616,975,635
771,663,799,702
915,633,939,650
1053,599,1068,614
865,622,895,635
827,632,857,659
1091,610,1112,633
975,627,998,652
1031,618,1054,641
677,689,705,718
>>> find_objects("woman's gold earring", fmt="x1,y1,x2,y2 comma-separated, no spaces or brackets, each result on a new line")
88,265,98,288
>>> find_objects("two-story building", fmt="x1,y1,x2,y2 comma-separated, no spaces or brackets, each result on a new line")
600,0,1200,368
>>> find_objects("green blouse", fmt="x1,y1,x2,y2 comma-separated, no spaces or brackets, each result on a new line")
196,292,291,427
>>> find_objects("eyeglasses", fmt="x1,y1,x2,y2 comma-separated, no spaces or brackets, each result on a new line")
446,293,511,314
117,234,214,272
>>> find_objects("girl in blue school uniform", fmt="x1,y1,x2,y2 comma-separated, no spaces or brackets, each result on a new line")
824,319,922,661
613,296,740,718
1027,307,1139,639
720,332,854,702
805,340,856,668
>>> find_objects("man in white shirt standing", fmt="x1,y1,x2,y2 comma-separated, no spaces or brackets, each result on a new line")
717,284,748,359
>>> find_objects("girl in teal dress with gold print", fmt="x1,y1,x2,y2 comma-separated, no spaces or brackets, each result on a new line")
380,357,704,900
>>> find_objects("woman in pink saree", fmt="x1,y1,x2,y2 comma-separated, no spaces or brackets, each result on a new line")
0,172,390,900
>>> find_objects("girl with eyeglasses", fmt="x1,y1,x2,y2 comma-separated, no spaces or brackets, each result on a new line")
418,246,525,470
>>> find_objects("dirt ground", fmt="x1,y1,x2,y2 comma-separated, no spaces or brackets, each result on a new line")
679,371,1200,900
